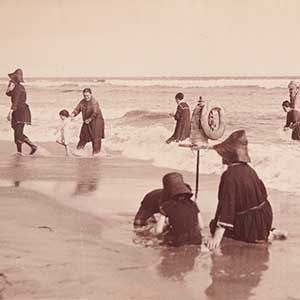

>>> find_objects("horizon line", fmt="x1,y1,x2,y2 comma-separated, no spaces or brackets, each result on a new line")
1,75,300,80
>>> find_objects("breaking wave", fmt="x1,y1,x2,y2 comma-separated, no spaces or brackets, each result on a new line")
0,77,298,89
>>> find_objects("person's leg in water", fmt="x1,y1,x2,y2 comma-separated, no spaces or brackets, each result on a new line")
64,144,71,156
24,138,38,155
14,123,37,155
56,140,71,156
15,123,37,155
13,125,22,154
76,139,87,151
92,138,101,155
16,142,22,154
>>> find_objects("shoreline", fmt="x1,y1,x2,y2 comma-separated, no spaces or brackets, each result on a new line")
0,140,300,299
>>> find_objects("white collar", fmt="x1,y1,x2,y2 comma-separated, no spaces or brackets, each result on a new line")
178,99,185,105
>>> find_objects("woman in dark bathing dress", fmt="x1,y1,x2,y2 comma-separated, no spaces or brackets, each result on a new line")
206,130,273,249
71,88,105,155
5,69,37,155
282,100,300,140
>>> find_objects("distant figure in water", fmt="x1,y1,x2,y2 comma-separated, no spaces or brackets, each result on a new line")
5,68,37,155
288,80,299,109
55,109,72,156
166,92,191,144
206,130,273,250
71,88,105,155
282,100,300,140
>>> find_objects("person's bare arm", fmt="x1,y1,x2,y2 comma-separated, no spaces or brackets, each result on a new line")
71,102,82,119
205,226,225,250
155,214,167,234
6,81,15,96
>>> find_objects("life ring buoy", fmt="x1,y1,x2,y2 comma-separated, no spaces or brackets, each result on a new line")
200,100,226,140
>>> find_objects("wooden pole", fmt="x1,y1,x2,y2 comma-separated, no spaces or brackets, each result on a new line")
195,149,200,200
178,143,205,229
195,149,204,229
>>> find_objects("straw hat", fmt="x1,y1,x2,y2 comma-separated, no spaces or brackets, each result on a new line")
213,130,250,164
162,172,192,199
8,68,24,83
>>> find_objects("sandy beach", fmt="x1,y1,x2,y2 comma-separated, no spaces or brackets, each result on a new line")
0,140,299,300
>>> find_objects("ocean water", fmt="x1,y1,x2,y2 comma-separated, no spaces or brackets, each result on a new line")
0,76,299,195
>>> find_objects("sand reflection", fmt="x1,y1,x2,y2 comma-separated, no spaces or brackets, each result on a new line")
74,158,101,195
157,245,201,282
205,241,269,300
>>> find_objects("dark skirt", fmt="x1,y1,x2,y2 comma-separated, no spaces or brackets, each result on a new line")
11,103,31,128
210,201,273,243
292,123,300,140
79,117,104,143
172,118,191,142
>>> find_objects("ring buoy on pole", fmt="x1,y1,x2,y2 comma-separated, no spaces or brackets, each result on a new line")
187,99,225,230
190,100,226,147
200,100,226,140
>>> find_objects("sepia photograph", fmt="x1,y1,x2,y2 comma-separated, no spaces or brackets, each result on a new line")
0,0,299,299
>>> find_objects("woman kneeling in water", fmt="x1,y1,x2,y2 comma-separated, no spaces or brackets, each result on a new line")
206,130,273,250
159,172,202,247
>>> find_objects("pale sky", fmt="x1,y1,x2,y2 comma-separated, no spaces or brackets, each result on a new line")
1,0,300,77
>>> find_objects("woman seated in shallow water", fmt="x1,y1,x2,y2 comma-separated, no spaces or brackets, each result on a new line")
206,130,273,250
159,172,202,247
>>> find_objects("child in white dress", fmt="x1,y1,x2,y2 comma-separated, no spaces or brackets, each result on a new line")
55,109,72,156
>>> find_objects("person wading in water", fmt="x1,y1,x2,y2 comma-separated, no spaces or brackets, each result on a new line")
71,88,105,155
166,92,191,144
5,68,37,155
282,100,300,141
288,80,298,109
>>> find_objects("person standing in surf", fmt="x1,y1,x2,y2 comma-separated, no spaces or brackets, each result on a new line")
288,81,298,109
282,100,300,141
5,68,37,155
166,92,191,144
206,130,273,250
55,109,72,156
71,88,105,155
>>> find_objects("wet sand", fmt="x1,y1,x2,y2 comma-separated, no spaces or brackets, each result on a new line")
0,140,299,300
